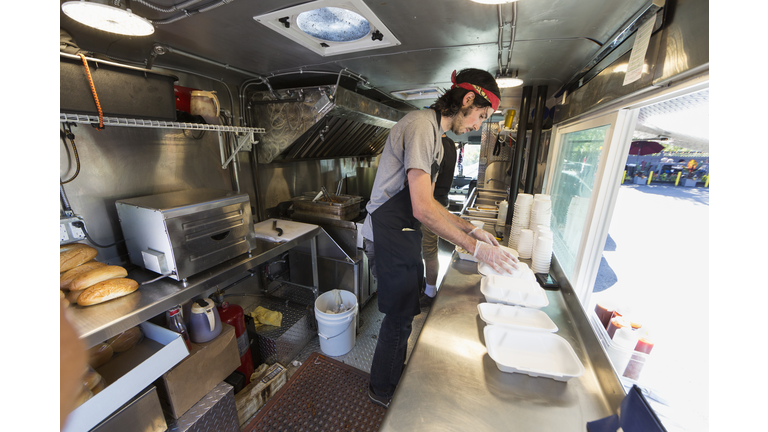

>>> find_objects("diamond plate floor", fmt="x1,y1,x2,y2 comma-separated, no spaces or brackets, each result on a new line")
242,352,386,432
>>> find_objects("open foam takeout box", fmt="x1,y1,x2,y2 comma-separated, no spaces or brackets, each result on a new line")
483,325,585,382
480,274,549,309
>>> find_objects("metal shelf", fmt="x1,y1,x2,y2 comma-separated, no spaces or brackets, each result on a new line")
70,228,322,349
60,112,266,134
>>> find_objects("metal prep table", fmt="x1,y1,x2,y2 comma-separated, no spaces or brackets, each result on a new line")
69,226,323,349
379,253,626,431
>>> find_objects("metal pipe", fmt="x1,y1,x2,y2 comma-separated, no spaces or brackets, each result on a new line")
497,5,504,73
250,147,265,222
506,85,532,222
525,85,548,195
505,3,517,75
133,0,204,13
159,45,268,81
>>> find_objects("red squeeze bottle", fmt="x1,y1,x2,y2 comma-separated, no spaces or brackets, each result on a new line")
623,335,654,380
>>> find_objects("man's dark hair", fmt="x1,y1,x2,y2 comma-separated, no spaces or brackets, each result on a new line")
431,68,500,117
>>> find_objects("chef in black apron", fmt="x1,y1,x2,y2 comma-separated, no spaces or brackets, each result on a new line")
365,69,518,408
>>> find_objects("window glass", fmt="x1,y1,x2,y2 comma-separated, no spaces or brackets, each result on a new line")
549,124,610,278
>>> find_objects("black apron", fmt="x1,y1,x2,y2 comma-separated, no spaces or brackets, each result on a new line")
371,185,424,317
370,109,442,317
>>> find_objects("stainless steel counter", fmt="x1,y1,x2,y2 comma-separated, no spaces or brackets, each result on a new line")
70,228,322,349
380,254,624,431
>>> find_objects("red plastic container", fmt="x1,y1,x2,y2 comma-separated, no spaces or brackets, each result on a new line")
174,85,198,114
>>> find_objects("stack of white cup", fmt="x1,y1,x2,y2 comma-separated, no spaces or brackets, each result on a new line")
517,229,535,259
508,193,533,250
529,194,552,230
531,233,554,274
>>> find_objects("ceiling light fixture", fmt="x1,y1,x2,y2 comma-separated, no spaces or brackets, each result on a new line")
61,1,155,36
496,73,523,88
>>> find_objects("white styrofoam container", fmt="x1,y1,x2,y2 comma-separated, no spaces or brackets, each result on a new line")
63,322,189,432
480,275,549,309
477,303,558,332
455,245,478,262
478,260,533,279
483,325,585,382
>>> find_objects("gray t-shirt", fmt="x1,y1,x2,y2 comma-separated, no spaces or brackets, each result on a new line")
362,109,444,242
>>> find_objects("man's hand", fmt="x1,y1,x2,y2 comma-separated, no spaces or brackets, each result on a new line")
473,240,519,274
470,227,499,246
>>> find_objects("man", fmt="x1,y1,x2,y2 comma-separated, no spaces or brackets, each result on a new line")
362,68,518,408
419,133,457,309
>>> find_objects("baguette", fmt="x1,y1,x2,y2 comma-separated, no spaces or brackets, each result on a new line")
60,261,107,290
61,245,98,273
66,289,84,304
69,266,128,292
78,278,139,307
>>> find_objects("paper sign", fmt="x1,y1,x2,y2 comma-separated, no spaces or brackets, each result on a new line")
623,18,656,86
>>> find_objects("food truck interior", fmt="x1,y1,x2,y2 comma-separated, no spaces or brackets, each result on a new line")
55,0,711,431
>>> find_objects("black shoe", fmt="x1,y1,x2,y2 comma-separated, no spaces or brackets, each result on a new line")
419,292,435,309
368,384,391,409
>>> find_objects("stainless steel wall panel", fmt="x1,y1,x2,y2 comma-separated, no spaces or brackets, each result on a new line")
652,0,709,85
59,123,253,265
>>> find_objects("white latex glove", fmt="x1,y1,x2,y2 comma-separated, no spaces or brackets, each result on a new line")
473,240,519,274
469,227,499,246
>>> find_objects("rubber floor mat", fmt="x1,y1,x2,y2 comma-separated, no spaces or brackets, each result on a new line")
242,352,386,432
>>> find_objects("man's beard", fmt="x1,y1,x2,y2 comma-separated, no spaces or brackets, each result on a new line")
449,105,473,135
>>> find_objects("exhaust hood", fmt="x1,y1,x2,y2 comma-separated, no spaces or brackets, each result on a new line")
249,85,404,163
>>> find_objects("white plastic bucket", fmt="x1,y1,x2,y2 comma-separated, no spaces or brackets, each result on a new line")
314,290,358,356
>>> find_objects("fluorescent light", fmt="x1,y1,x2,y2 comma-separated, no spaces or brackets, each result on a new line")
62,1,154,36
496,77,524,88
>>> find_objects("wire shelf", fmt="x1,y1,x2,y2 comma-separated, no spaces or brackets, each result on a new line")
60,112,266,134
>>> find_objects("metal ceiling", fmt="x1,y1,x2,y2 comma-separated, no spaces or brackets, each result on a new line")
59,0,651,113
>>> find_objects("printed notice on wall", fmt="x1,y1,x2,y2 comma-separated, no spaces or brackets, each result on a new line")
623,18,655,86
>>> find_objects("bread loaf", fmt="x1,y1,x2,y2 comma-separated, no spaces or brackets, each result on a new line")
66,289,84,304
60,261,107,290
60,245,98,273
106,326,144,352
70,266,128,291
87,343,113,368
77,278,139,307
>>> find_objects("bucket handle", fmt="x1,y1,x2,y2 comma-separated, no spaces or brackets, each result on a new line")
318,314,354,340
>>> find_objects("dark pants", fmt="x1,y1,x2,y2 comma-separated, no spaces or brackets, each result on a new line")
369,312,413,398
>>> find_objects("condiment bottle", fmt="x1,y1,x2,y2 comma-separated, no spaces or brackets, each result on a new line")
167,306,192,351
607,315,630,339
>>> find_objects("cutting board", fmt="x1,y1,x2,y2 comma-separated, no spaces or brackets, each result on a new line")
253,219,318,243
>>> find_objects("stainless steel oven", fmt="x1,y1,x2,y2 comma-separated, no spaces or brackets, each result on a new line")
116,188,256,281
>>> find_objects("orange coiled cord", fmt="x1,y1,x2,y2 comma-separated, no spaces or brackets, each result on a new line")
77,53,104,130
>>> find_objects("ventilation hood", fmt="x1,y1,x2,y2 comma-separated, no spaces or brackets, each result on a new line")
249,85,404,163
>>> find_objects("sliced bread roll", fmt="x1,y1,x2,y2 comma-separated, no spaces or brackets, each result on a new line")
78,278,139,307
60,261,107,290
70,266,128,292
61,245,98,273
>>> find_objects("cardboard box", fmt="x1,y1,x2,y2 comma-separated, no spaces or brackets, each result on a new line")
155,323,240,419
234,363,287,428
